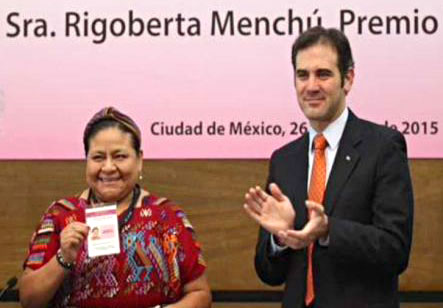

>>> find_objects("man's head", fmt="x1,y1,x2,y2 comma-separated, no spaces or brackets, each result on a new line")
291,27,355,131
292,27,354,85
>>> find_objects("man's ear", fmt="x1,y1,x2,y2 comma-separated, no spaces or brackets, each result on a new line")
343,69,355,95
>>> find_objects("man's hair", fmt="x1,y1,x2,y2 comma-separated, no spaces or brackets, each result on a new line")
291,26,355,85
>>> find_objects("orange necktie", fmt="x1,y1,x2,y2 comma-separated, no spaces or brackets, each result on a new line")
305,134,328,306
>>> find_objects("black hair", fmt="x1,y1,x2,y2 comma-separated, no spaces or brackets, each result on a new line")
291,26,354,86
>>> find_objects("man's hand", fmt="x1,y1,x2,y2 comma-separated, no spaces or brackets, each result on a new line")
277,200,329,250
244,183,295,235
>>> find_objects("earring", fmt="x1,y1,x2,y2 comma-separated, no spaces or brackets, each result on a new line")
139,174,143,181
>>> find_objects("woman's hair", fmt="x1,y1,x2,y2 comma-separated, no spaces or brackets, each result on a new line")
83,107,141,156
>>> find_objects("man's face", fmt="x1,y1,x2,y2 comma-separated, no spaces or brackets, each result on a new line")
294,43,354,131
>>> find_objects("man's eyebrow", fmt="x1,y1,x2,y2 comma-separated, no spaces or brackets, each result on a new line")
317,68,333,73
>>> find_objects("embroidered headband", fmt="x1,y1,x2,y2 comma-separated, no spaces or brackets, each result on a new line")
83,106,141,150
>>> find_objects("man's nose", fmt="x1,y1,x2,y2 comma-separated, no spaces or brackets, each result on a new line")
306,76,320,91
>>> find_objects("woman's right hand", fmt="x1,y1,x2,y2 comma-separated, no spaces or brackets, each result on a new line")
59,222,89,263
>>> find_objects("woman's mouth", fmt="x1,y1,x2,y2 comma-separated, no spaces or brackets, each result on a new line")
99,177,121,183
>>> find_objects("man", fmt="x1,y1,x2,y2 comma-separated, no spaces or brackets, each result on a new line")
244,26,414,308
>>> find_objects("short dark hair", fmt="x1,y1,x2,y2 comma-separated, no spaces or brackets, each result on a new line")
291,26,354,85
83,119,141,156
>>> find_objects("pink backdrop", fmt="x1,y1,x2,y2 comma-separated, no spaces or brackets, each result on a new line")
0,1,442,159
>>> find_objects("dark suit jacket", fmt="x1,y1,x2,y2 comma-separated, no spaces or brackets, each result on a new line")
255,111,414,308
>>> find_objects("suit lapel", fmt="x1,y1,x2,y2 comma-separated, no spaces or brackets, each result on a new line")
324,111,362,215
287,134,309,227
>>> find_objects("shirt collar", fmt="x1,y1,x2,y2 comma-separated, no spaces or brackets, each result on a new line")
308,107,349,152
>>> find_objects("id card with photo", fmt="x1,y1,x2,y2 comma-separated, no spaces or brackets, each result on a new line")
85,204,120,258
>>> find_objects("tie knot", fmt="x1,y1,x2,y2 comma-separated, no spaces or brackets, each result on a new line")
314,134,328,150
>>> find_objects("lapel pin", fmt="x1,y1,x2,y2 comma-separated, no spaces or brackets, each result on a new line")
345,155,351,161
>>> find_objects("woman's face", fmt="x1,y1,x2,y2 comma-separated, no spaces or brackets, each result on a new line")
86,127,142,204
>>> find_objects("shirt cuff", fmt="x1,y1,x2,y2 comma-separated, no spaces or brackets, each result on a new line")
318,235,330,246
269,234,288,255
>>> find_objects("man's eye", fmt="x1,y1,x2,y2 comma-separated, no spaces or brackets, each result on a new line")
115,154,127,160
318,71,332,79
91,156,104,161
296,72,308,80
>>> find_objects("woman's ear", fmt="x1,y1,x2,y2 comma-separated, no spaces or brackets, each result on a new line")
138,150,144,174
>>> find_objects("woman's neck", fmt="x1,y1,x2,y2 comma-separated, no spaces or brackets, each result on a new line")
90,190,135,215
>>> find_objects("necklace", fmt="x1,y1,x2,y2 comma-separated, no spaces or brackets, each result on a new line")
118,184,140,231
88,184,141,232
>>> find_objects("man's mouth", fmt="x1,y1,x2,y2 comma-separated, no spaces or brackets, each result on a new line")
305,98,325,106
305,96,325,102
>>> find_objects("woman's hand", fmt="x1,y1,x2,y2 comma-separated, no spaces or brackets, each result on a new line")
20,221,89,308
59,222,89,263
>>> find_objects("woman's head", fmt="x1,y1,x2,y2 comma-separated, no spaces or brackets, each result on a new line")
83,107,143,203
83,107,141,156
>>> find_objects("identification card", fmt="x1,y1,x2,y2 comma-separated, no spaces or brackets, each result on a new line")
85,204,120,258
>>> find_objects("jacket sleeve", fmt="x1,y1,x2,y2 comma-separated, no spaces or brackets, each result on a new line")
254,154,291,286
328,131,414,275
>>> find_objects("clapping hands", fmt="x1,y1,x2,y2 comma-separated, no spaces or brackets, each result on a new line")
244,183,329,250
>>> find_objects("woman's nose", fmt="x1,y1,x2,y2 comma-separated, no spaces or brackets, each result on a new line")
102,158,116,171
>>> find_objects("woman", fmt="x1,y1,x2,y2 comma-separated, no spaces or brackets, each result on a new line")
20,107,211,308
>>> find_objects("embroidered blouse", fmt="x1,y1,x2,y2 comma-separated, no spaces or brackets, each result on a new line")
24,189,206,308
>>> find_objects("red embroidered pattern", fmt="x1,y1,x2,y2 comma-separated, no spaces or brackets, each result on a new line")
24,193,206,308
